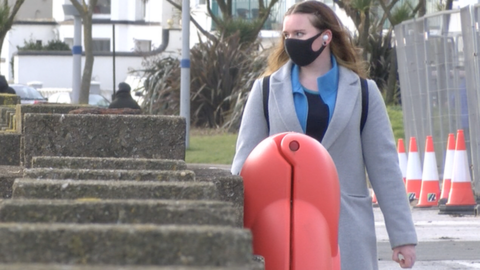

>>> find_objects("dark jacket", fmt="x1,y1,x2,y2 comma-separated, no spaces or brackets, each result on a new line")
109,91,141,110
0,75,16,94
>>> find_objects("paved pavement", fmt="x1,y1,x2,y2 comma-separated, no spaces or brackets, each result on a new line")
375,206,480,269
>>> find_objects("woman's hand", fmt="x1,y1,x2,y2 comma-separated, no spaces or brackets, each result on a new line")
392,244,416,268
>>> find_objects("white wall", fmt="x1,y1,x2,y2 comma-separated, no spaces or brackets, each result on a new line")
146,0,163,23
56,23,164,52
12,0,53,19
1,24,57,80
14,54,144,92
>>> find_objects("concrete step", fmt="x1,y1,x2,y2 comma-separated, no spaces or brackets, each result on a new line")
0,264,263,270
0,133,21,166
0,223,252,266
0,199,239,227
22,114,185,167
23,168,195,182
31,157,187,171
12,179,219,200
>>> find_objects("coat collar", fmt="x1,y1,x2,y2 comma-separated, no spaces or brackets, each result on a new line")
269,61,360,149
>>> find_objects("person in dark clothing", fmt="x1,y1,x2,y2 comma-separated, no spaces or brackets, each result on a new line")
109,82,141,110
0,75,16,94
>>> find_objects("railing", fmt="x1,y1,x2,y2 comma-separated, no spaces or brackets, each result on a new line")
396,6,480,195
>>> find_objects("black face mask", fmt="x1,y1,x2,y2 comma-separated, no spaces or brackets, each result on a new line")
284,31,326,67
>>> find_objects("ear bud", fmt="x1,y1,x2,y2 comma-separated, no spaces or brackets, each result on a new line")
322,35,329,46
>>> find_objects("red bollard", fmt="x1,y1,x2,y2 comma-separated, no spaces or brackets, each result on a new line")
241,132,341,270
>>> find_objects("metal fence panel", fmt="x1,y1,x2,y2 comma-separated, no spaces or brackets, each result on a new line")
397,7,480,198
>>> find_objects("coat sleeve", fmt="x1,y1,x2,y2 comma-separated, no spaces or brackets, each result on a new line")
230,78,269,175
361,79,418,249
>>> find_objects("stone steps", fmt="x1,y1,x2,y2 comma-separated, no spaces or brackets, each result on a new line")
12,179,219,200
0,199,239,226
23,168,195,182
0,223,252,266
0,108,261,268
31,156,187,171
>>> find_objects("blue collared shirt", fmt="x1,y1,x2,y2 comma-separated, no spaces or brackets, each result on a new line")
291,56,339,132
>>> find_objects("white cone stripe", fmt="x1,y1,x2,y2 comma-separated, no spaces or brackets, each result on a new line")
422,152,439,181
406,152,422,179
398,153,408,178
443,149,454,180
452,150,472,183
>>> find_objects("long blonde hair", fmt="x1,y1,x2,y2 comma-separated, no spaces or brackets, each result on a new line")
263,1,367,78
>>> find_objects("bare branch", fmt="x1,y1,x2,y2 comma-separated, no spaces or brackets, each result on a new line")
70,0,86,16
205,0,221,29
377,0,399,26
165,0,217,41
7,0,25,22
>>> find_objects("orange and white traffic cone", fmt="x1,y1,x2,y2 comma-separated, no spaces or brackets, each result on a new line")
372,189,378,205
416,136,441,207
405,137,422,203
439,133,455,205
440,130,476,215
398,138,408,186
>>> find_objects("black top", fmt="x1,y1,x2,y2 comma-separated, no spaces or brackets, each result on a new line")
305,89,329,142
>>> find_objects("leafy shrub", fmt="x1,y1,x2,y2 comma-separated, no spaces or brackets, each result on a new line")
44,40,71,51
134,32,268,131
136,56,181,115
17,39,70,51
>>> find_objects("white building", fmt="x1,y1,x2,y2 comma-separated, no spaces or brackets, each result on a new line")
2,0,355,95
3,0,192,94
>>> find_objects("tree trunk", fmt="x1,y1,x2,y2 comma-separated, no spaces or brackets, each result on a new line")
0,0,26,75
386,47,398,105
80,12,94,104
446,0,454,10
419,0,427,17
361,8,370,61
70,0,97,104
0,32,6,74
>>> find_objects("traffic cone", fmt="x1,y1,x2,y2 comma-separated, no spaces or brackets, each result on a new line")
416,136,441,207
372,189,377,205
439,133,455,205
398,138,408,186
440,130,476,214
405,137,422,203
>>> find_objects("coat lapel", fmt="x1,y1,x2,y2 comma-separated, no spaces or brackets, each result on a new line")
269,62,304,133
321,66,360,149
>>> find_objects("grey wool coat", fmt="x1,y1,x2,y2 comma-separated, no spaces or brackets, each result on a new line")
231,61,417,270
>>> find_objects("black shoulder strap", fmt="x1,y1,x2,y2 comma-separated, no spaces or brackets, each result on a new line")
360,78,369,133
262,76,270,131
263,75,367,134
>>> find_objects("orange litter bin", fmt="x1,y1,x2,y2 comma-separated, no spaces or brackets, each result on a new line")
241,132,341,270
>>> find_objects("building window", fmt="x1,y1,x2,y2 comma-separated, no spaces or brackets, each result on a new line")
94,0,111,14
93,39,110,52
135,39,151,52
